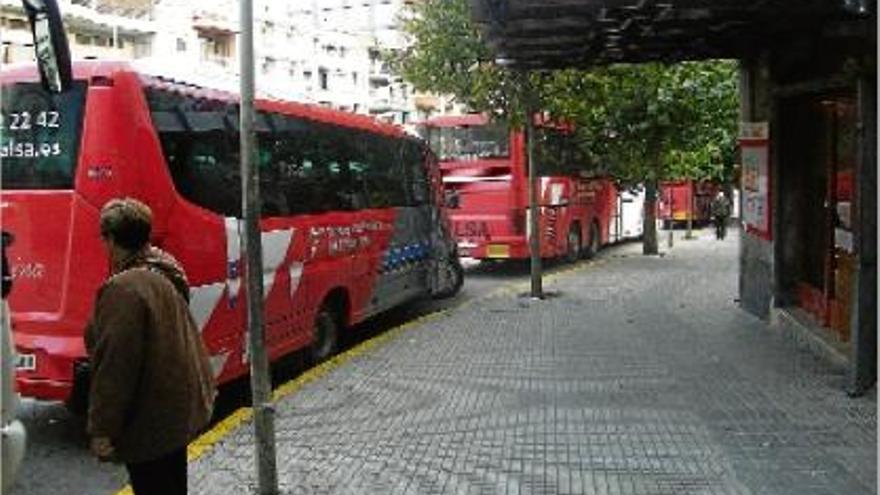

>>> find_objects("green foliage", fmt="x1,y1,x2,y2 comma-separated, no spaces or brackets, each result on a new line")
390,0,739,186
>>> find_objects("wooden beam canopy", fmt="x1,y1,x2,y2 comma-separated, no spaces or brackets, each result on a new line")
469,0,872,68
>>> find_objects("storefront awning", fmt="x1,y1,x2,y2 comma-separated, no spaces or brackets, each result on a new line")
469,0,872,69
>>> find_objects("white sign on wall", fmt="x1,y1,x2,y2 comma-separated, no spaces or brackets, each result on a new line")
739,122,771,239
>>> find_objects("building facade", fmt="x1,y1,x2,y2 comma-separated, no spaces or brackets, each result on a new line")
737,25,876,395
0,0,428,123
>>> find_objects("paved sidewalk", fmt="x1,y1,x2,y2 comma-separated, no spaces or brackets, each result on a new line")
189,230,876,495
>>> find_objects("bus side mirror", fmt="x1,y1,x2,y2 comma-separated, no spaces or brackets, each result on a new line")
21,0,72,94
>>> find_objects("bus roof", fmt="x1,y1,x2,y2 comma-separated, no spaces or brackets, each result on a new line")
418,113,573,132
1,60,408,139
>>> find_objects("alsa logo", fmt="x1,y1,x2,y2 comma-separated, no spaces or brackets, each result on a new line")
11,261,46,280
454,221,488,239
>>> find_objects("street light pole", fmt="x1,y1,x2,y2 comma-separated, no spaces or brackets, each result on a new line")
239,0,278,493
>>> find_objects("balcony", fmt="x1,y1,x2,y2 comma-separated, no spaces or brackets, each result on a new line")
369,98,392,113
369,61,392,84
192,10,237,35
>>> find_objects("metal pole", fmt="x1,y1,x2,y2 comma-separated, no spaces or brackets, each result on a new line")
240,0,278,493
667,189,674,248
524,90,543,298
685,182,694,239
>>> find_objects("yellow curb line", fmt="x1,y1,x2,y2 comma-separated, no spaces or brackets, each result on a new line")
111,256,601,495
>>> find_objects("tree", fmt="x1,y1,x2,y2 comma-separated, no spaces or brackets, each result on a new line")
391,0,739,255
550,62,739,252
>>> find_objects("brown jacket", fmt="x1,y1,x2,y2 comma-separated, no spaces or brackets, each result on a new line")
85,247,215,463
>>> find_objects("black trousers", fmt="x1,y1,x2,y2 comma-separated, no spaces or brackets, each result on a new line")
713,216,727,240
126,446,187,495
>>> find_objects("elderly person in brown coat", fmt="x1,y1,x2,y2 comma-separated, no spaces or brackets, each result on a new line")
86,197,215,495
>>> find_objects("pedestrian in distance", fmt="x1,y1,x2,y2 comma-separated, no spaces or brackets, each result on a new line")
85,197,215,495
710,190,732,240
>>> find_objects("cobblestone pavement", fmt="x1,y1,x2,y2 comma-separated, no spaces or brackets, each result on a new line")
189,229,877,495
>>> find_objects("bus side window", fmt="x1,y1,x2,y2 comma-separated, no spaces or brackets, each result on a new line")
184,131,242,217
148,89,243,218
257,134,291,218
361,134,407,208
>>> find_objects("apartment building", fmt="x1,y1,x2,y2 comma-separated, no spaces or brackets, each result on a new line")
0,0,452,122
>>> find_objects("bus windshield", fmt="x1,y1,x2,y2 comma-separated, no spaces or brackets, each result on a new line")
1,81,87,189
422,122,509,161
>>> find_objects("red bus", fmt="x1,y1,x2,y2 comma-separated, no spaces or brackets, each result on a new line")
417,114,640,262
1,61,463,404
657,179,721,227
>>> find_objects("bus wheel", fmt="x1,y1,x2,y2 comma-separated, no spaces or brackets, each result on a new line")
583,221,600,259
433,255,464,299
310,305,339,364
565,224,581,263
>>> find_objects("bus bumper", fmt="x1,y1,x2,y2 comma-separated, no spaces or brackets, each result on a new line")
460,238,530,260
13,333,83,402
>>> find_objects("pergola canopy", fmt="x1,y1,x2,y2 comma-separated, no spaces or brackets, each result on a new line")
469,0,873,69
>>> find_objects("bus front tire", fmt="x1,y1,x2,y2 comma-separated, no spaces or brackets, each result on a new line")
433,256,464,299
310,306,339,364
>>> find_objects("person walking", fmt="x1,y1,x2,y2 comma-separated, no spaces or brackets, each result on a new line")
85,198,215,495
710,190,732,240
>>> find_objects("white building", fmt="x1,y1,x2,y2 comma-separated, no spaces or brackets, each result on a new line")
1,0,454,123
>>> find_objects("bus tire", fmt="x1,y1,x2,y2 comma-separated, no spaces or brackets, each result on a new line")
433,255,464,299
583,221,600,259
310,304,339,364
565,223,581,263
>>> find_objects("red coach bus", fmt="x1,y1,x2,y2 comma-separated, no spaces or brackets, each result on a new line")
657,179,720,227
417,114,640,262
1,61,463,404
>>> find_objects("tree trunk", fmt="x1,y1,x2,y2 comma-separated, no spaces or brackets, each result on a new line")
643,180,659,255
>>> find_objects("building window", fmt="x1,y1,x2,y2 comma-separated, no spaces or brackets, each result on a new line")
319,68,329,90
8,18,27,30
177,38,187,52
352,72,358,86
